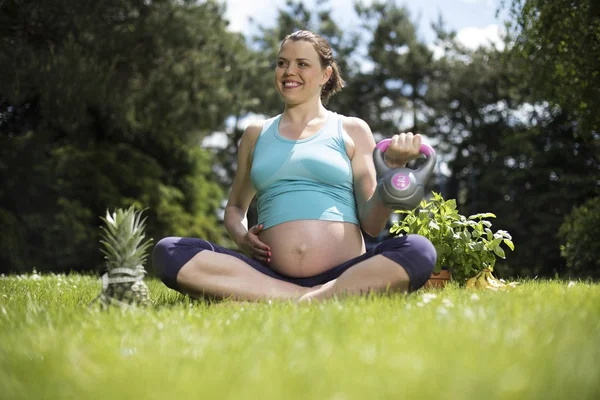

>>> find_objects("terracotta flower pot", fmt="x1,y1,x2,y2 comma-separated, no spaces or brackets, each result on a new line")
423,269,451,289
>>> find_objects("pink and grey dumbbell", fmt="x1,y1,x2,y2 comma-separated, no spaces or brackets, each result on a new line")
373,138,437,209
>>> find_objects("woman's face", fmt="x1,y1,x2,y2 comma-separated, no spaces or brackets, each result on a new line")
275,40,332,105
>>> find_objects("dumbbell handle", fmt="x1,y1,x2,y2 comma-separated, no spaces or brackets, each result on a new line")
375,138,435,158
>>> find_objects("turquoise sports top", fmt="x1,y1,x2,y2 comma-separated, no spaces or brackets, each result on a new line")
250,111,359,229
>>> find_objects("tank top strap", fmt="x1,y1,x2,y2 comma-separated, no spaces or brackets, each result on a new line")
260,114,282,136
326,111,347,152
314,111,338,140
334,112,345,141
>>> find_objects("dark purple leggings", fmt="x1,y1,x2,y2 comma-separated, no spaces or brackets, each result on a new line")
152,234,437,293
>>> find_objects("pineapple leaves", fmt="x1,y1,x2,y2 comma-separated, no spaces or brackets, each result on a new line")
99,206,153,273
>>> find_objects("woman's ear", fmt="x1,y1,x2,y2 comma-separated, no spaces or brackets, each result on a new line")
322,65,333,84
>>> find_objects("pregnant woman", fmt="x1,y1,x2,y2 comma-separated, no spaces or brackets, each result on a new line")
152,30,436,302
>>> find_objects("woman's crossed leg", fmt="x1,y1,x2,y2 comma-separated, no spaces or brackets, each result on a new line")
152,235,436,302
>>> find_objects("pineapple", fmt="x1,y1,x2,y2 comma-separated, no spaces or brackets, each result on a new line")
93,206,153,309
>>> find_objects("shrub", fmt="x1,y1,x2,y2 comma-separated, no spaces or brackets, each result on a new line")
558,196,600,278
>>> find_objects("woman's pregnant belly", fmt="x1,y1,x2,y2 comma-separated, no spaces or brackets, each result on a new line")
259,220,366,277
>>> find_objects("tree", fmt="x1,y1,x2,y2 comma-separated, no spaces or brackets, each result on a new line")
0,0,244,273
503,0,600,146
426,20,599,278
353,1,435,135
497,0,600,277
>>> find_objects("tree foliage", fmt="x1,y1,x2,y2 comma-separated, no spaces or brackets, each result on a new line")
503,0,600,139
558,196,600,278
354,1,434,134
0,0,245,273
424,21,599,277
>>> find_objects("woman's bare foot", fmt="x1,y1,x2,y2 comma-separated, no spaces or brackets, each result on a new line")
297,280,337,302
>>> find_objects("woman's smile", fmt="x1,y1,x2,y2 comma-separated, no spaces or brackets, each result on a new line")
283,80,302,89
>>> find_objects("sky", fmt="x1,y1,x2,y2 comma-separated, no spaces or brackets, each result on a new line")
222,0,510,50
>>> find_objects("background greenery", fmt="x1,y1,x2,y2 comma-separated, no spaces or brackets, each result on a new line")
1,0,598,278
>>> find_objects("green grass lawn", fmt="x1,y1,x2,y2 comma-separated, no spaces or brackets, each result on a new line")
1,272,599,400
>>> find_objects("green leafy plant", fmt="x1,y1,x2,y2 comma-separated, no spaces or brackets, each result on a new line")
558,196,600,278
390,192,515,283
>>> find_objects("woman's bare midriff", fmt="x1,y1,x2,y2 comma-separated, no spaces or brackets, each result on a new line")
258,220,366,277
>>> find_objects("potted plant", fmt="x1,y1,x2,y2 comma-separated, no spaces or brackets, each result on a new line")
390,192,515,287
